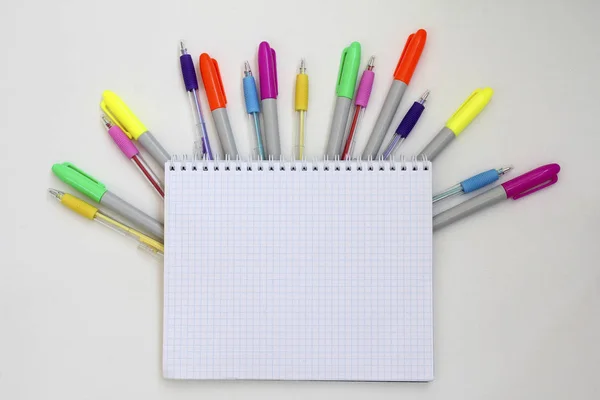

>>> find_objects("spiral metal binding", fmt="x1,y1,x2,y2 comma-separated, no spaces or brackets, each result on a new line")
167,154,431,172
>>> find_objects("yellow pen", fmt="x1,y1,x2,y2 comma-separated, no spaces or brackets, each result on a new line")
100,90,171,166
418,87,493,161
49,189,164,256
294,59,308,159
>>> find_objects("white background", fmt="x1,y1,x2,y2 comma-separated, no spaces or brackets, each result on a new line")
1,0,599,398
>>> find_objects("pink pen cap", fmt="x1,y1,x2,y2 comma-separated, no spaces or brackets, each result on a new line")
501,163,560,200
355,56,375,108
102,115,139,159
258,41,278,100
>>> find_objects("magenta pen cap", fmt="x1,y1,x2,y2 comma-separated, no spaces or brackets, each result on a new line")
501,163,560,200
258,41,278,100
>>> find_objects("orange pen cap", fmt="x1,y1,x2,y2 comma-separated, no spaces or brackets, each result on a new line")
199,53,227,111
393,29,427,84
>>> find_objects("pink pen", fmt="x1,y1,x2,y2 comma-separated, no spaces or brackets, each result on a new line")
433,164,561,230
102,116,165,198
342,56,375,160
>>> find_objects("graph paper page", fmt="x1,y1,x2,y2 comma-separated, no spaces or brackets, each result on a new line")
163,160,433,381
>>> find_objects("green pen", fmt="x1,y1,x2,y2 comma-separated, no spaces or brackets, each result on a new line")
51,162,164,239
325,41,361,158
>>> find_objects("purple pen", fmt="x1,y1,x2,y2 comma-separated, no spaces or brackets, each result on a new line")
381,90,429,160
179,41,213,159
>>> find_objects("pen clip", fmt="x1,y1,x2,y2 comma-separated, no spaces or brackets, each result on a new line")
512,175,558,200
270,48,278,97
449,89,482,121
64,162,104,187
393,33,414,78
211,58,227,104
336,49,349,91
100,100,128,135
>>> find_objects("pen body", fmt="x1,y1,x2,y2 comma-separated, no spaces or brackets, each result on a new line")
188,90,213,159
419,127,455,161
433,185,506,230
131,154,164,198
101,191,164,239
326,97,353,158
295,110,306,160
247,113,264,160
137,132,171,165
212,108,238,158
262,98,281,158
362,80,407,158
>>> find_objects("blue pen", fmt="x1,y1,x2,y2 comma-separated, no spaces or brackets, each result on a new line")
433,166,513,203
243,61,265,160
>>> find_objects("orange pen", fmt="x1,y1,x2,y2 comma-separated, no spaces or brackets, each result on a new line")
199,53,238,158
361,29,427,158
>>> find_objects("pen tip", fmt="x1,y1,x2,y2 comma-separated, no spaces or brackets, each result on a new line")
498,166,513,175
101,115,112,128
48,188,64,200
299,58,306,73
419,89,430,104
367,56,375,69
179,40,187,55
244,61,252,76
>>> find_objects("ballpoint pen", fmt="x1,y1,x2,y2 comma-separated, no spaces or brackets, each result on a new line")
326,41,361,158
101,91,171,166
52,162,164,239
419,87,493,161
102,116,165,198
433,163,560,230
341,56,375,161
48,189,164,255
179,41,214,159
199,53,238,158
242,61,265,160
433,166,512,203
294,59,308,160
258,41,281,158
381,90,430,160
362,29,427,159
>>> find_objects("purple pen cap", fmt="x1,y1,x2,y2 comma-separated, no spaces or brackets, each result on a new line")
258,41,278,100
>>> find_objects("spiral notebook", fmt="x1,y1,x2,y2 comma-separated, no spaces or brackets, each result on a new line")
163,158,433,381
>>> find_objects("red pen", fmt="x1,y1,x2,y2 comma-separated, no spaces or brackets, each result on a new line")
102,116,164,198
342,56,375,160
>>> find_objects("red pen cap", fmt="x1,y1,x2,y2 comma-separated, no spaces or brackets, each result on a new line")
501,163,561,200
199,53,227,111
393,29,427,84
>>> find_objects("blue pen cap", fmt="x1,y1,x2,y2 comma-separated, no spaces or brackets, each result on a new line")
243,75,260,114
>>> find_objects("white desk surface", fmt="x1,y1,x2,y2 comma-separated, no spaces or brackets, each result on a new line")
1,0,599,398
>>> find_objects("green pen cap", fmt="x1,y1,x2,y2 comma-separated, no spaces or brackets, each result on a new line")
335,41,361,99
51,162,107,202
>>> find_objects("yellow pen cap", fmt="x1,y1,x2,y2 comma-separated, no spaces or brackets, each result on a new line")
100,90,148,140
61,193,99,220
295,73,309,111
446,87,493,135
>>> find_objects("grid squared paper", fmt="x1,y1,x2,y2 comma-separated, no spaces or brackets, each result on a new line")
163,160,433,381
